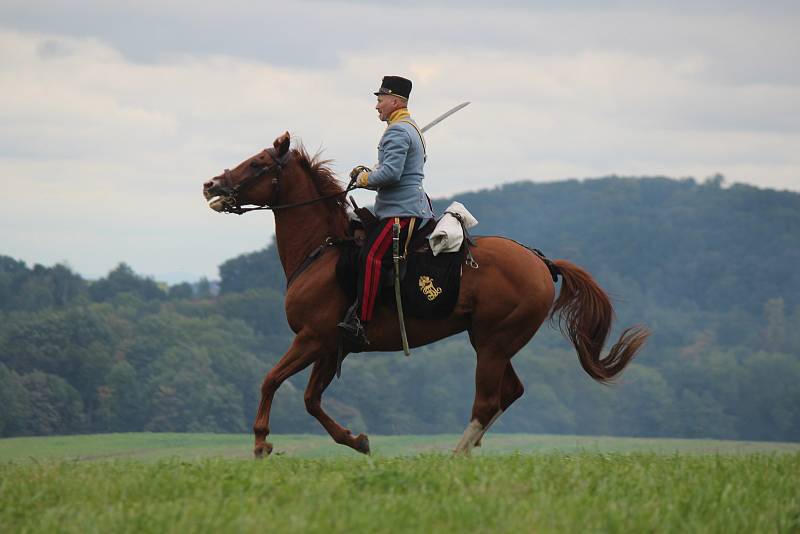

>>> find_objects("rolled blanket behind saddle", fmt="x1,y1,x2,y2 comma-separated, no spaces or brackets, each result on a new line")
428,201,478,256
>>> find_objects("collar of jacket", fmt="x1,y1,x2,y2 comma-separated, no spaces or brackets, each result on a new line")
387,108,411,125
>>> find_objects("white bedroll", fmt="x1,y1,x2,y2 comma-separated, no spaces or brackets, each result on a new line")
428,201,479,256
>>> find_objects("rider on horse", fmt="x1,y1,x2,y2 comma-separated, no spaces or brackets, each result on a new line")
338,76,432,347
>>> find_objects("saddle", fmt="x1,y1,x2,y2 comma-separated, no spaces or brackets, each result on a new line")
335,206,469,320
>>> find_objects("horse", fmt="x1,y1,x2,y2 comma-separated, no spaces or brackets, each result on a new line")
202,132,649,458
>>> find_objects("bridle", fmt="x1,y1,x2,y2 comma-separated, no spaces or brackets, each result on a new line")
212,147,357,215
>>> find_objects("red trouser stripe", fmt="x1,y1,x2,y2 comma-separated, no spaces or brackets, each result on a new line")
361,218,409,321
360,220,394,321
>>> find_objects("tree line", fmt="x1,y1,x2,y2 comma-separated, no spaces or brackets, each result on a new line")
1,175,798,440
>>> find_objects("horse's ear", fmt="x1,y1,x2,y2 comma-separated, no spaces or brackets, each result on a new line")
274,131,290,157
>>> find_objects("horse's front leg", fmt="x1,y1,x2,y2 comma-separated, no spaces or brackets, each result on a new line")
253,332,324,458
304,354,370,454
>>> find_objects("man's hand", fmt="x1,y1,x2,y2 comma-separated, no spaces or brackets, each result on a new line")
350,165,372,188
350,165,371,180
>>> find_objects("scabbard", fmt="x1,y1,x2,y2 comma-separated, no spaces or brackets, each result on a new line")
393,220,411,356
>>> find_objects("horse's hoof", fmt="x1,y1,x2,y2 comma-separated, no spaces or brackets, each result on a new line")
254,441,274,459
355,433,370,455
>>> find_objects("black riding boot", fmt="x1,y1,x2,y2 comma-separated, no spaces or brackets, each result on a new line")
337,302,369,352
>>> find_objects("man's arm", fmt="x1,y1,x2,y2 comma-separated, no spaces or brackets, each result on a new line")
359,126,411,188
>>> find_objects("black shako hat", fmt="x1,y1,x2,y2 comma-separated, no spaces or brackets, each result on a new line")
374,76,412,99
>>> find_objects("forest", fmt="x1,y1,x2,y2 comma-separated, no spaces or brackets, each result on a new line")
1,175,799,441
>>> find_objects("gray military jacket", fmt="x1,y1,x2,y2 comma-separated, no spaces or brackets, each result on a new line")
367,109,431,220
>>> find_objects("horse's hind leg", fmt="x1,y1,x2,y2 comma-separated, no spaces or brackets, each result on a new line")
253,333,323,458
454,351,510,455
304,355,370,455
455,320,537,456
474,363,524,448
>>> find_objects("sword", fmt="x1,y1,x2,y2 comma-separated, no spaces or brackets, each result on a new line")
420,102,470,133
393,219,411,356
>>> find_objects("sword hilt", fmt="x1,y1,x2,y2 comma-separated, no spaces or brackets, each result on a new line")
392,221,401,260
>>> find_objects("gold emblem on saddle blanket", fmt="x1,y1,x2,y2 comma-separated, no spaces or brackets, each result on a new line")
418,275,443,301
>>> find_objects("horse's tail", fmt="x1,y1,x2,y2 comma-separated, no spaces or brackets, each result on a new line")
550,259,649,383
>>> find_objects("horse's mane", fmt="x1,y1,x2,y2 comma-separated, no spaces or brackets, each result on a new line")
293,145,349,236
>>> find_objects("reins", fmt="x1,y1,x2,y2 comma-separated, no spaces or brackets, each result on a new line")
230,185,358,214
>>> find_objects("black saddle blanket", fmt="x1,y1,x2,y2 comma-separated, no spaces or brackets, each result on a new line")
336,243,464,320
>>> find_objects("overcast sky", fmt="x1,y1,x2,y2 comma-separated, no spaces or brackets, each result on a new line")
1,1,798,282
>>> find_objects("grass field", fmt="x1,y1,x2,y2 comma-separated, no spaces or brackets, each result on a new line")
2,432,800,462
1,433,799,533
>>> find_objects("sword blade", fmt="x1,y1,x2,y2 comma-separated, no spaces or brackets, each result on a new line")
420,101,471,133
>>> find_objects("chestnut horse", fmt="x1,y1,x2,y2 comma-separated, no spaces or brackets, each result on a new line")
202,132,649,457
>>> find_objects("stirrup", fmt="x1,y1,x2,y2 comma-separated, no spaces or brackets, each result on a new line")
337,316,366,338
337,303,369,349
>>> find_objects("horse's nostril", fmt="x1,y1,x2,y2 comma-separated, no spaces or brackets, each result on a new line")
203,181,214,190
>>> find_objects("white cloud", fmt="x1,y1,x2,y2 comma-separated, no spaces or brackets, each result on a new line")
0,1,798,280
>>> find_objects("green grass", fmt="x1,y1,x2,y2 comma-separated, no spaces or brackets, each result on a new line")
2,432,799,462
1,434,799,533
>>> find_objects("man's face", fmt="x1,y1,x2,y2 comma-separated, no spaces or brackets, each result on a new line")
375,95,404,121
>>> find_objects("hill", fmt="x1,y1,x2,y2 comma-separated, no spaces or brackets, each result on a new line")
2,176,799,441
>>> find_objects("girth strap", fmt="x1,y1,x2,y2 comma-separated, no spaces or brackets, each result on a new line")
286,237,353,289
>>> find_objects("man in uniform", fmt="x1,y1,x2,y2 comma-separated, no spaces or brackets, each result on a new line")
338,75,431,347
